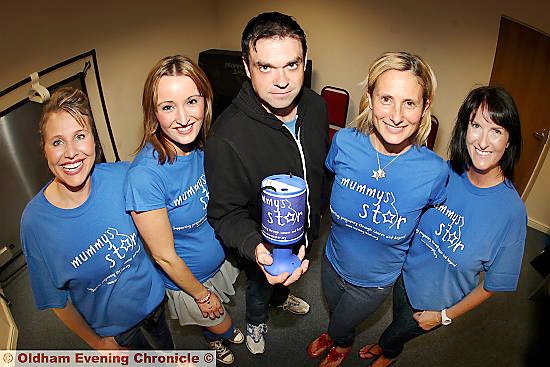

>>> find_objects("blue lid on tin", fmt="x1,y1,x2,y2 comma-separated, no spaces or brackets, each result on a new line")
261,174,306,197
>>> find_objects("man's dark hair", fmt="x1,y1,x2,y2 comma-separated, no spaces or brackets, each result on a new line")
241,12,307,64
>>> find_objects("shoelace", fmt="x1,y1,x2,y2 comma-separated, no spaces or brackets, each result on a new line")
210,340,231,357
283,296,300,309
248,324,268,342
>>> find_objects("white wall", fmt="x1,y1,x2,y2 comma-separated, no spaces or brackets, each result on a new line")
1,0,548,229
1,0,219,159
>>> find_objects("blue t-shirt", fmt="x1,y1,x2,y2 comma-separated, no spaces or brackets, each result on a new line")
403,165,527,310
125,145,225,289
20,162,166,336
284,117,298,137
325,128,448,287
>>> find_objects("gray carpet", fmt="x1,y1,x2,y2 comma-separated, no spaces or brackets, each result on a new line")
2,217,548,366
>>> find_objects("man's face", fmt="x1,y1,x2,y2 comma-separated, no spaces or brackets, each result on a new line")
244,36,305,120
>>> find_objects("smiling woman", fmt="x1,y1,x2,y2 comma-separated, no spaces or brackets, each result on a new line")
20,87,174,351
155,75,206,153
360,86,526,367
308,52,447,367
41,109,96,206
125,55,243,365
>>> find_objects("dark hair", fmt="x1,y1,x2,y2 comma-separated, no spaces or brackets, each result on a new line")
138,55,213,164
449,86,522,181
241,12,307,65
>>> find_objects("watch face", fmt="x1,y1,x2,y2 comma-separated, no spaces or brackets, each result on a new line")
442,318,452,326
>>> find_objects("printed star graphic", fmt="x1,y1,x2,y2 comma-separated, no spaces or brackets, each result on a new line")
382,210,396,224
446,231,460,244
284,211,296,224
372,168,386,181
119,236,135,252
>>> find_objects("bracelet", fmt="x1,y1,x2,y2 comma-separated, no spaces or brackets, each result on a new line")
194,290,212,304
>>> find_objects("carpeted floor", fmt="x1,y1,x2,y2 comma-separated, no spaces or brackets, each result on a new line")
2,217,549,367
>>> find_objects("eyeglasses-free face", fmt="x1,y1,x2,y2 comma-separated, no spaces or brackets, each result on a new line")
466,106,510,179
156,75,205,155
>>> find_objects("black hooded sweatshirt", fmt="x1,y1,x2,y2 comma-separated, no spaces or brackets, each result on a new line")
205,80,329,261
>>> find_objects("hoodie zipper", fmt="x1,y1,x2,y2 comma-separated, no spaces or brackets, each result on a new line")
283,117,311,248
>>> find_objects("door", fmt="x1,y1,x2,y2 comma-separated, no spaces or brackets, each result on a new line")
490,16,550,196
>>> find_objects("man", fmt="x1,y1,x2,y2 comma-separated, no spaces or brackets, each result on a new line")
205,12,329,355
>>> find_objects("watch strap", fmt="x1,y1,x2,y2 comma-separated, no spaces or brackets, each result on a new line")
441,309,452,325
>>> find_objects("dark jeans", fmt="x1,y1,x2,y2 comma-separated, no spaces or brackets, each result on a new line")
322,254,393,347
114,299,174,350
244,260,290,325
378,276,436,358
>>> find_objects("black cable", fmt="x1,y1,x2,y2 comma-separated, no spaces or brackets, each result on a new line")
0,49,120,161
0,291,12,307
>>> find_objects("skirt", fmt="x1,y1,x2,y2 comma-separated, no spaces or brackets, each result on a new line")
165,260,240,327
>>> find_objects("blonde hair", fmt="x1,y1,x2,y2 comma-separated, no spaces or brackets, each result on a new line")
39,87,94,148
354,51,437,146
138,55,213,164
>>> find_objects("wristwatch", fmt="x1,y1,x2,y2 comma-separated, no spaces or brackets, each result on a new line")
441,309,452,325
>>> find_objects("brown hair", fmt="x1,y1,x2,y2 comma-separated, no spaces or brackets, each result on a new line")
138,55,213,164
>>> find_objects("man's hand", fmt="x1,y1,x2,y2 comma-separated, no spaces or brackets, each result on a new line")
255,243,309,286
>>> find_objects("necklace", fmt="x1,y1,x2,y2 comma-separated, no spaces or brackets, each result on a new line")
372,151,401,181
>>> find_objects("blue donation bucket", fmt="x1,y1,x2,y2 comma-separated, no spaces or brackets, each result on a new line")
261,174,306,276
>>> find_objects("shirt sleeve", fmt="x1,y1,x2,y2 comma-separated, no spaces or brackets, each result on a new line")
484,214,527,292
125,165,166,212
428,160,449,206
204,134,263,261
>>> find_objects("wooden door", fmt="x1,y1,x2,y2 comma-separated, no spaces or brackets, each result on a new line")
490,17,550,196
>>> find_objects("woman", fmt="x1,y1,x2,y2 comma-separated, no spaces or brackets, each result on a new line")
20,87,173,350
124,55,242,365
359,86,526,367
307,52,448,367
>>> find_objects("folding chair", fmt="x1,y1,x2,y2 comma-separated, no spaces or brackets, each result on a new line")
426,115,439,150
321,86,349,141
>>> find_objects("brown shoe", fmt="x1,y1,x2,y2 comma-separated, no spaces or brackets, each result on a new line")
319,346,352,367
307,333,334,358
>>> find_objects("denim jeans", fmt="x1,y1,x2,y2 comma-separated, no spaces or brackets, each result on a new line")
244,260,289,325
322,254,393,347
378,276,436,358
114,299,174,350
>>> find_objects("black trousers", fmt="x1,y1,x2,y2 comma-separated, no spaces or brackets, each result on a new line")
378,277,437,358
114,299,174,350
244,260,289,325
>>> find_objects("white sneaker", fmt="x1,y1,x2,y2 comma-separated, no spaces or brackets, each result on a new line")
207,339,234,365
278,294,310,315
246,323,268,354
227,327,244,344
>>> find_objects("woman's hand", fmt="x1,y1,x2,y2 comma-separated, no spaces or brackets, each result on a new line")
413,311,441,331
93,336,128,352
195,290,224,320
